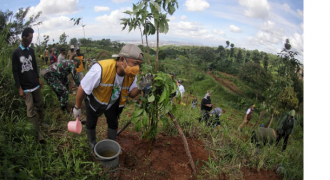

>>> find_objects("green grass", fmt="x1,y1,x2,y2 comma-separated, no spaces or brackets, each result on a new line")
0,38,303,179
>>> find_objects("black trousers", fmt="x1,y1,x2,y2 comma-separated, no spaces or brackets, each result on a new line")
275,132,290,151
85,98,123,130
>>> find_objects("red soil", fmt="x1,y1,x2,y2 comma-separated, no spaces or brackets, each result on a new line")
105,130,209,180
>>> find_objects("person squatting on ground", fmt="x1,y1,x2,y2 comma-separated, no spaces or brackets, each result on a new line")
41,58,81,113
238,104,255,130
275,109,296,151
73,44,152,151
199,92,213,122
207,107,222,130
12,27,49,143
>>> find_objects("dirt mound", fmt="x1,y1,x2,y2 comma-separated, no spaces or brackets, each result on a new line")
241,167,282,180
104,130,209,179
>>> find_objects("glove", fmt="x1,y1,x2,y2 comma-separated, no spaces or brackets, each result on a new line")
73,105,81,118
138,73,154,90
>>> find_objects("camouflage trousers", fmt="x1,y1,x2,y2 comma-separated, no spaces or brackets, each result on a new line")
43,73,68,107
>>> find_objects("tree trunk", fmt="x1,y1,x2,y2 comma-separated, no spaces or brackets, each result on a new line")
144,19,151,65
253,110,265,128
185,49,191,105
266,113,274,128
168,112,197,174
155,22,159,74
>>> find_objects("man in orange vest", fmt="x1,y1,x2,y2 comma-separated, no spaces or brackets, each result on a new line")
73,44,152,150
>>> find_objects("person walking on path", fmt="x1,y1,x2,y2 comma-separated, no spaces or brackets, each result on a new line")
275,109,296,151
73,44,152,150
191,98,197,109
41,58,81,113
57,48,66,61
12,27,49,143
44,47,49,65
199,92,213,122
238,104,255,130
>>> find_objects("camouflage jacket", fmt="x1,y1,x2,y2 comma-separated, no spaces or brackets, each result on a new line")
42,60,80,86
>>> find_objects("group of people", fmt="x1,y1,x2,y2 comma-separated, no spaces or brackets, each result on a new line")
12,27,152,148
12,27,297,152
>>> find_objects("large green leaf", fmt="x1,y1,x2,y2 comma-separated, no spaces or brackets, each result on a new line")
148,94,155,102
158,89,167,103
132,108,144,118
150,3,159,20
142,110,148,127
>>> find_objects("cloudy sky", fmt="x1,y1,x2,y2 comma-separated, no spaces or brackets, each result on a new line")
2,0,303,63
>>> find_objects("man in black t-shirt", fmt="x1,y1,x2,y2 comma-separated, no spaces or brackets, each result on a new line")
12,27,48,143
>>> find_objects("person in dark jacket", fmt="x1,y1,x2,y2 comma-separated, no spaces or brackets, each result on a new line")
276,109,296,151
12,27,48,143
199,92,212,122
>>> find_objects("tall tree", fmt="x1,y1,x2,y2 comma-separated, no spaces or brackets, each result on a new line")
70,38,78,46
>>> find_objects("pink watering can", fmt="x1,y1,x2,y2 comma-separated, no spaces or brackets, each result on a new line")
68,117,82,134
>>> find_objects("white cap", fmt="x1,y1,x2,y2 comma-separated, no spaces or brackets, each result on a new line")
70,45,74,49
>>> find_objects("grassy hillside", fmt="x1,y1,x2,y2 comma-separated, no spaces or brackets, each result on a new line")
0,41,303,179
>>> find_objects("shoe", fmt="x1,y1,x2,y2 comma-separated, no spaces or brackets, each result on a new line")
40,122,50,128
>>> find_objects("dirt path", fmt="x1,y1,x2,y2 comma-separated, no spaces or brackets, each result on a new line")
206,71,244,96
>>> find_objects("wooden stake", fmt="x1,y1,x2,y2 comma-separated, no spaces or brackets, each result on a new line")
168,112,197,174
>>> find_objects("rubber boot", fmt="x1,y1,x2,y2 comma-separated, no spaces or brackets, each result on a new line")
107,128,117,141
86,128,96,151
30,116,45,142
37,110,50,128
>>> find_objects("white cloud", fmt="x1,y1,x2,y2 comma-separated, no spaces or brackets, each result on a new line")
38,16,73,31
111,0,130,3
300,22,303,29
212,29,225,35
184,0,210,12
94,6,110,12
175,21,201,31
261,20,275,31
238,0,270,19
297,9,303,17
229,25,242,33
26,0,80,17
95,8,131,27
169,16,177,21
282,3,290,12
181,15,187,20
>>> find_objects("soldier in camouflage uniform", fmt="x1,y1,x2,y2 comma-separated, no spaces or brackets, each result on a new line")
41,58,80,113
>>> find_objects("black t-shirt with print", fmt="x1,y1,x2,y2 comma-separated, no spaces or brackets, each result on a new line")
12,46,40,90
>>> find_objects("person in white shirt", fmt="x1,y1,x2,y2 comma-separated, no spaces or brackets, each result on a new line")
57,48,65,61
177,80,185,98
73,44,152,150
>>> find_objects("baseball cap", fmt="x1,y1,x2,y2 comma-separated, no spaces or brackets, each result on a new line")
118,44,143,61
76,47,80,50
70,45,74,49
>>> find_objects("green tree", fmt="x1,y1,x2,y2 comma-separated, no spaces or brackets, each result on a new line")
225,40,230,48
263,53,269,72
237,49,243,64
59,32,69,45
70,38,78,45
70,17,86,38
